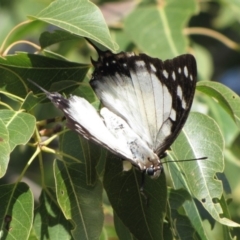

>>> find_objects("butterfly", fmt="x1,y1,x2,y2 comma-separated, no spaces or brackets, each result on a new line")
28,50,197,178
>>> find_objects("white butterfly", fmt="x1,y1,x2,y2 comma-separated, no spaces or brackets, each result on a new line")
28,50,196,178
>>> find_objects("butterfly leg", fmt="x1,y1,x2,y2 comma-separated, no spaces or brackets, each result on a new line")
159,152,167,159
140,171,149,205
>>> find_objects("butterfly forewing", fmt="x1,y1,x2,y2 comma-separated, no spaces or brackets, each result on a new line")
91,52,153,147
90,51,196,157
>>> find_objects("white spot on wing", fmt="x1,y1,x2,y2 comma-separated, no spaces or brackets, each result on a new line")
182,99,187,109
177,86,187,109
136,60,145,68
170,108,176,121
190,74,193,81
172,71,176,81
162,122,171,137
184,66,188,77
178,67,181,73
150,64,156,72
177,85,183,99
163,70,169,79
127,52,135,57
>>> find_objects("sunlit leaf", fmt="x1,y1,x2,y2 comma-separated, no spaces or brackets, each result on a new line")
0,53,90,97
0,119,10,178
54,131,104,239
0,183,33,239
0,109,35,151
169,113,240,230
197,81,240,129
125,0,198,59
33,188,73,239
31,0,116,51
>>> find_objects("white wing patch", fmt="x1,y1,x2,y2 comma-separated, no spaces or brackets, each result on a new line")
170,108,176,121
177,85,187,109
184,66,188,77
172,71,176,81
150,64,157,72
65,96,132,160
177,85,183,99
163,70,169,79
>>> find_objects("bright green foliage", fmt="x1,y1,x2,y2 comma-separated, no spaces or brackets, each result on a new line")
1,0,240,239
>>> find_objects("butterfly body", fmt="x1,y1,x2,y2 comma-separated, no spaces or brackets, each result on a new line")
28,50,197,178
100,107,161,176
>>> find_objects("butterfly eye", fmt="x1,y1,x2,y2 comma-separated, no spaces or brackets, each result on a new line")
146,167,155,176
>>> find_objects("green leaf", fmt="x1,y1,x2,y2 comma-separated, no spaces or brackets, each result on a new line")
21,92,45,112
169,113,240,230
193,43,213,81
214,0,240,27
0,109,35,151
0,53,90,97
0,183,34,240
54,161,104,240
111,29,133,52
0,119,10,178
55,131,104,240
197,81,240,129
33,188,73,239
31,0,116,51
103,154,167,240
168,189,202,240
197,92,238,147
59,131,104,184
114,213,137,240
72,82,98,104
124,0,198,59
39,30,82,49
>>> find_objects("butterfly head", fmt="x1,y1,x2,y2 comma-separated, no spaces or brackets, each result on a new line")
145,162,163,178
136,152,163,178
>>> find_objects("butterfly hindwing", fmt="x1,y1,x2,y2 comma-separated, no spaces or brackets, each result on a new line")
27,79,134,160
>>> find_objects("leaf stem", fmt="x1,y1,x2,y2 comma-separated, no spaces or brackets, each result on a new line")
0,101,13,110
0,90,24,102
184,27,240,50
0,20,32,55
16,146,41,183
2,40,41,56
41,146,81,163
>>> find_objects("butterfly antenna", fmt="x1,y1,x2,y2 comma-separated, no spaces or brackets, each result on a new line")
27,79,51,95
28,78,56,102
162,156,207,165
27,79,69,110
